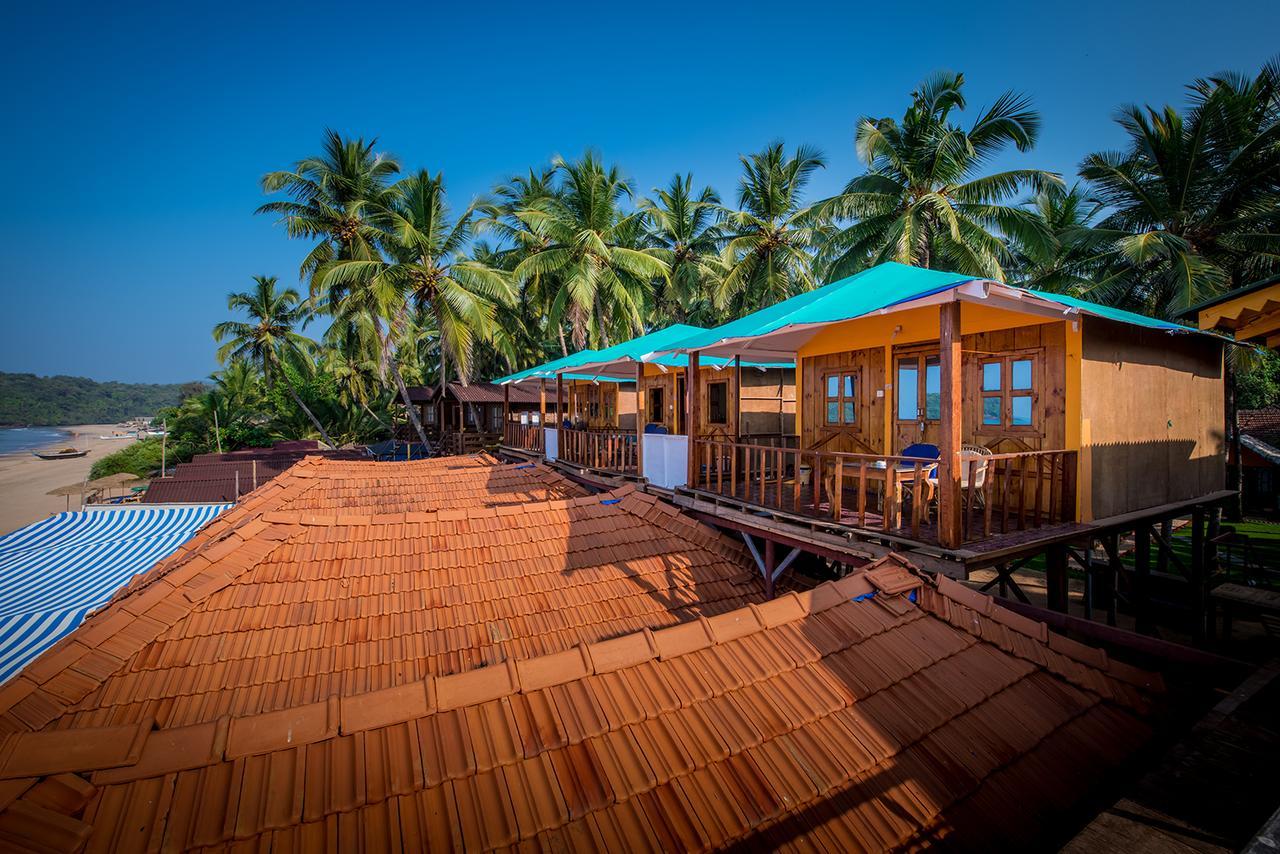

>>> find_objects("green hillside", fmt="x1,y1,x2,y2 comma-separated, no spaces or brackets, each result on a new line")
0,372,203,426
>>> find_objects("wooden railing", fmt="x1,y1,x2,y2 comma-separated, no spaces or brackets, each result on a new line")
692,439,938,540
963,450,1078,543
690,439,1078,546
441,431,497,455
560,427,638,474
503,422,544,453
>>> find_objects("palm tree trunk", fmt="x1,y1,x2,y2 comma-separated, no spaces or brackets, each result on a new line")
360,399,390,431
389,358,430,447
377,310,431,448
282,379,338,449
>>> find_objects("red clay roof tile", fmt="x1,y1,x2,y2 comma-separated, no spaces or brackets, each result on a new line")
0,451,1170,852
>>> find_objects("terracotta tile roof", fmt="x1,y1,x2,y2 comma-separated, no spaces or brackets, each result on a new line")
0,556,1163,851
143,445,367,505
407,382,544,406
1239,408,1280,449
0,456,762,737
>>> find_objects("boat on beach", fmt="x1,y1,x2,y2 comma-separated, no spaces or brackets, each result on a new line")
32,447,90,460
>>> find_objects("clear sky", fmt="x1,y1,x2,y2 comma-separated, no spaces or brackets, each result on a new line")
1,0,1276,383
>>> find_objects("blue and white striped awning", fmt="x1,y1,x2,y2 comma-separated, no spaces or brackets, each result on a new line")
0,504,229,683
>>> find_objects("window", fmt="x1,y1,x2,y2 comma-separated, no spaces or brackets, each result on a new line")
896,355,941,422
708,381,729,425
647,387,665,424
980,354,1039,431
823,371,857,425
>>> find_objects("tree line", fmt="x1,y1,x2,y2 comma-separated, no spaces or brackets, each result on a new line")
154,62,1280,458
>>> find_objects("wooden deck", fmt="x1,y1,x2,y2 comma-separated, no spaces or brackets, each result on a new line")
691,477,1087,553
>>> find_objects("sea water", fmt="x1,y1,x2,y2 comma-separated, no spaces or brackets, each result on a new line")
0,427,71,455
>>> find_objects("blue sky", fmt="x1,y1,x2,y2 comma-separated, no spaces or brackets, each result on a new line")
1,0,1276,383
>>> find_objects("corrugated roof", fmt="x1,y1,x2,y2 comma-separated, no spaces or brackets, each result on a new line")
0,544,1162,851
0,504,228,684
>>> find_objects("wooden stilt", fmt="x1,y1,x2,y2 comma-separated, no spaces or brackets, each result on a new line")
764,538,776,599
1192,505,1207,644
1046,544,1069,613
1134,523,1153,635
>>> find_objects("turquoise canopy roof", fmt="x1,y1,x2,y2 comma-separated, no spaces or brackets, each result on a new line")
492,350,602,384
661,262,1201,356
493,324,792,384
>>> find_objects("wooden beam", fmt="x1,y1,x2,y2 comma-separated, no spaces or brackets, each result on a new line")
938,301,963,548
556,375,563,429
686,352,701,487
539,379,546,428
994,597,1251,673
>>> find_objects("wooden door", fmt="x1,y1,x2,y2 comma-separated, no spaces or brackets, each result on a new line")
893,350,941,452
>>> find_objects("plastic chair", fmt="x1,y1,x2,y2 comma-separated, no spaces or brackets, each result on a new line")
927,444,992,511
643,423,669,435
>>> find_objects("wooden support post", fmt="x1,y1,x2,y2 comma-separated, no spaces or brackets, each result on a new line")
635,363,644,475
734,356,742,442
503,383,510,439
539,379,546,428
1103,533,1120,627
1191,505,1207,644
1134,523,1152,635
1046,544,1069,613
556,375,564,429
764,537,776,600
686,352,701,487
938,301,963,548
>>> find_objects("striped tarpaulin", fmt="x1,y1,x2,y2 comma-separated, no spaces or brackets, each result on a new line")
0,504,229,684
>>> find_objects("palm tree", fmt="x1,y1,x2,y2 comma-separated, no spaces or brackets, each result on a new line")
1008,184,1112,294
1079,58,1280,315
718,142,828,316
256,129,401,298
322,313,390,429
512,152,668,350
318,170,514,443
815,72,1059,281
212,275,337,447
640,174,724,324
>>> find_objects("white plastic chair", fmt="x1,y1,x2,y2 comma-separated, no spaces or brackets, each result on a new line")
927,445,993,508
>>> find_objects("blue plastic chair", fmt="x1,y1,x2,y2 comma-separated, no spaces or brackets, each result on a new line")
643,423,669,435
900,443,940,461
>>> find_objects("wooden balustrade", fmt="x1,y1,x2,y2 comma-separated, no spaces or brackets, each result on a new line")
503,422,545,453
693,439,937,540
690,439,1079,547
964,449,1078,542
559,427,638,474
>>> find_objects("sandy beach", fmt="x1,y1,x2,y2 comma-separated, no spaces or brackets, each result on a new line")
0,425,136,535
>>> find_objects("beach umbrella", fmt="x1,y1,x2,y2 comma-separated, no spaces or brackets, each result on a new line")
46,482,88,511
88,473,145,489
